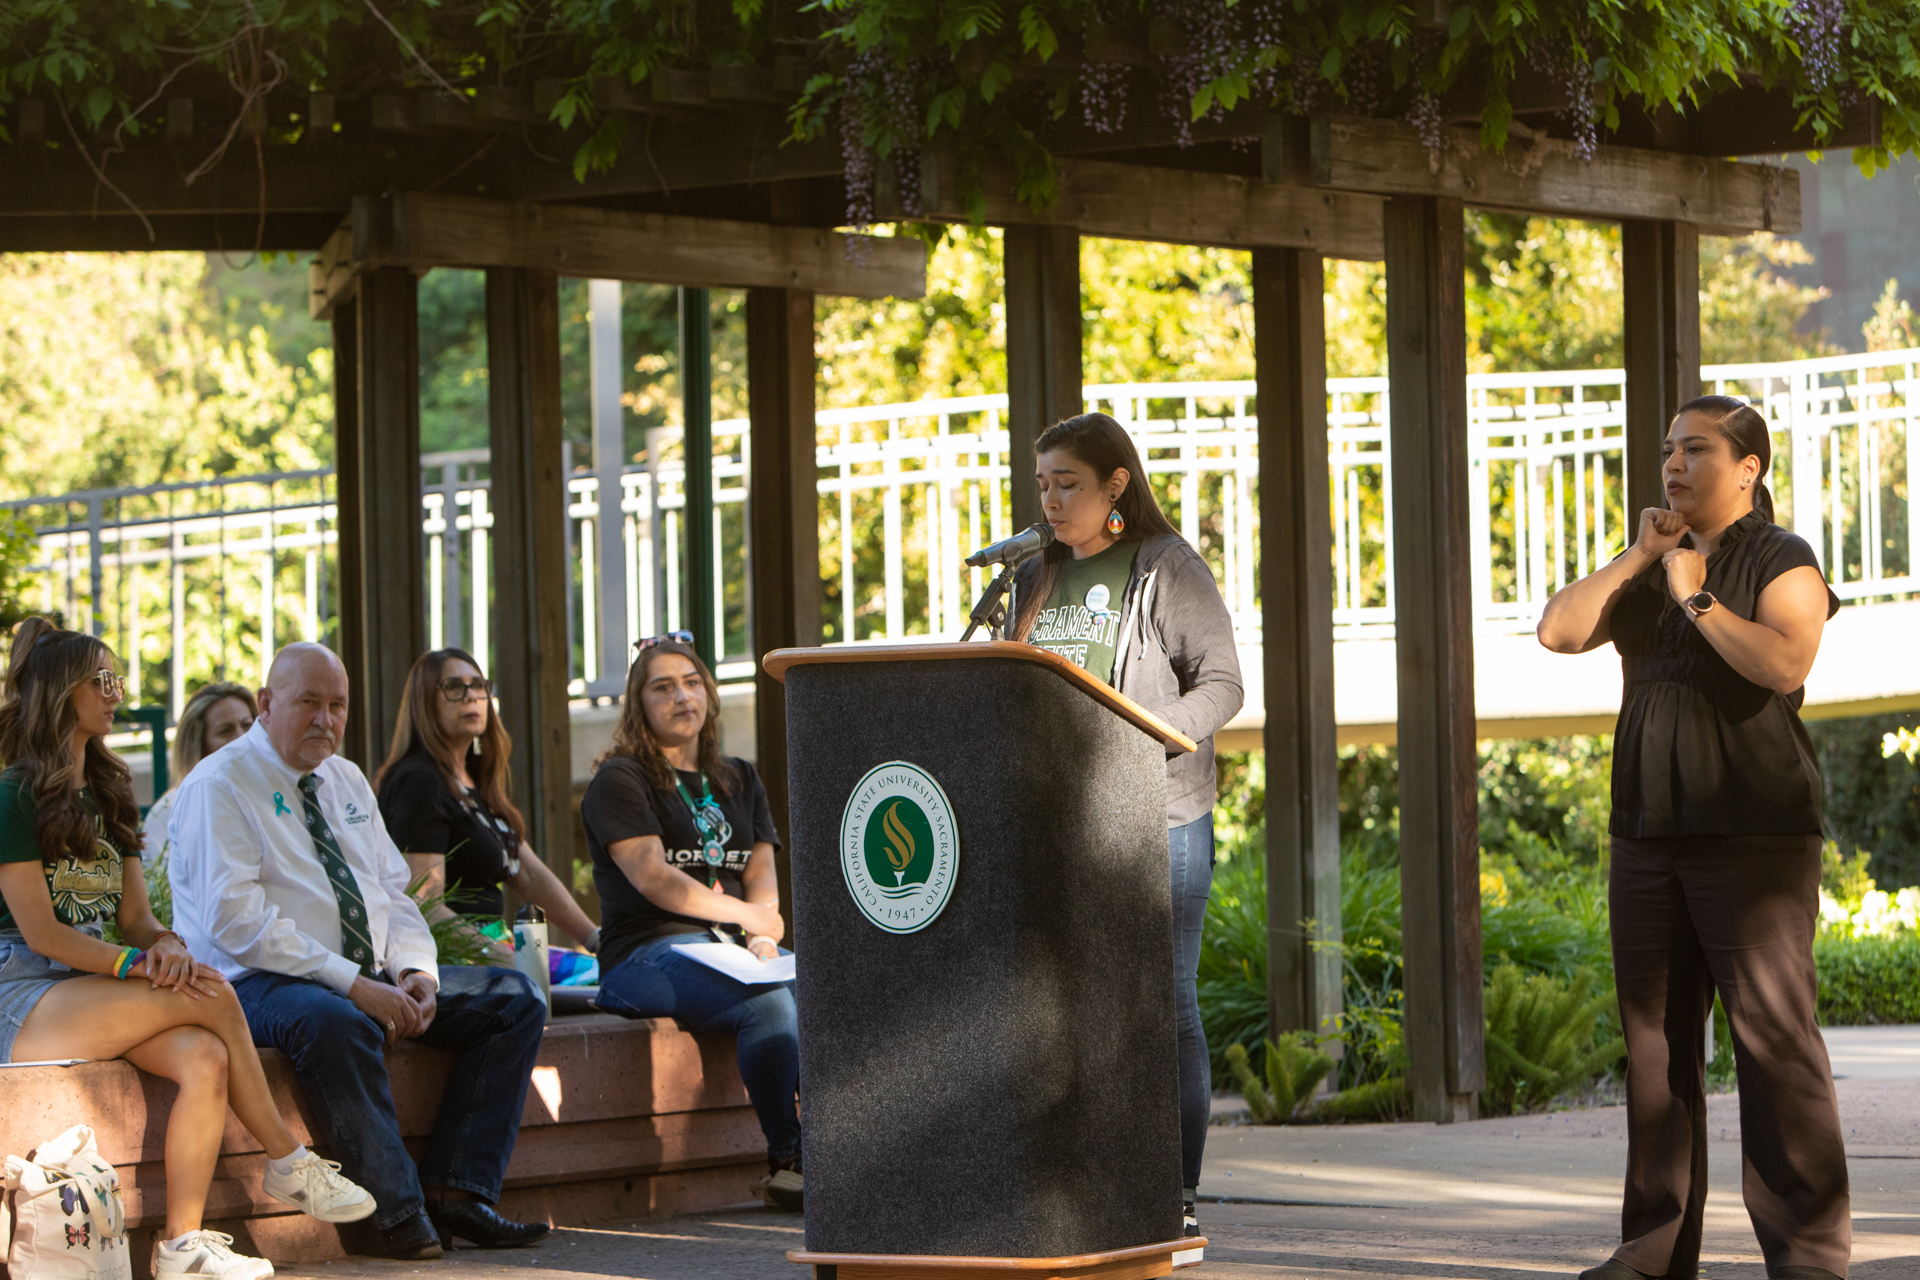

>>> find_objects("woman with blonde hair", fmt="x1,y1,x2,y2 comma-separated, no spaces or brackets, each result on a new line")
373,648,596,955
143,680,257,854
580,634,799,1210
0,618,374,1279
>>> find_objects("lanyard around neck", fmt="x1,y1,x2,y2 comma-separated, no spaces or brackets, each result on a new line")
671,770,728,882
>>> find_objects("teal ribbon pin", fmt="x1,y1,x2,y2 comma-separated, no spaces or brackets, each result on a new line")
273,791,290,816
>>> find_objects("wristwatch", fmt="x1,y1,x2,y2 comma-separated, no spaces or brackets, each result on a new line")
1683,590,1717,620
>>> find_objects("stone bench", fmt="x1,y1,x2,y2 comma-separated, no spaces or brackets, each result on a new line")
0,1013,765,1276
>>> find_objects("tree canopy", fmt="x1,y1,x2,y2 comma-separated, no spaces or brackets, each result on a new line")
3,2,1912,227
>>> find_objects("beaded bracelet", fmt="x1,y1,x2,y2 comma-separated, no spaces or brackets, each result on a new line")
111,947,143,980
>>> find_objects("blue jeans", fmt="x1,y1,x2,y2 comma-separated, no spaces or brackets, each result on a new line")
1170,813,1215,1190
596,935,801,1161
235,966,546,1230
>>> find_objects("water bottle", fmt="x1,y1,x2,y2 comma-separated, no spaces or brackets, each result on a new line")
513,921,552,1021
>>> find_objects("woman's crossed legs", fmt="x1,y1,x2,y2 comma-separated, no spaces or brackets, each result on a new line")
17,973,305,1240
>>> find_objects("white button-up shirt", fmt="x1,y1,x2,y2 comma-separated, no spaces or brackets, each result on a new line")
167,721,439,994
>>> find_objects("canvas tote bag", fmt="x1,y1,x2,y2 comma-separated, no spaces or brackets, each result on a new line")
1,1124,131,1280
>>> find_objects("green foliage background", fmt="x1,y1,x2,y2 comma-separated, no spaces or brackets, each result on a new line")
5,1,1914,215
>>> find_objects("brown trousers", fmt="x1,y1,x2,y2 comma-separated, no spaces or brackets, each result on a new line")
1609,833,1850,1279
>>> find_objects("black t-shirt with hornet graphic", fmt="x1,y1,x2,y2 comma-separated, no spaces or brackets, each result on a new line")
580,754,780,971
1029,541,1140,686
0,765,124,932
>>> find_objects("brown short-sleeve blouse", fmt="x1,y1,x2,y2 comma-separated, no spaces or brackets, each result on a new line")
1608,508,1841,839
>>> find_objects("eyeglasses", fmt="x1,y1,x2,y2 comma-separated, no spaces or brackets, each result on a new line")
633,630,695,653
91,669,126,702
436,677,495,702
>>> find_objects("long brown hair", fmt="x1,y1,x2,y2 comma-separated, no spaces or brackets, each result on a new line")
0,617,142,864
1675,394,1777,523
595,640,738,798
170,680,259,783
1012,412,1180,641
373,648,527,844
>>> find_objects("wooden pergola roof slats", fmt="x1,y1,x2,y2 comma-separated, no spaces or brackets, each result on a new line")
1297,116,1800,235
310,192,927,320
887,153,1387,259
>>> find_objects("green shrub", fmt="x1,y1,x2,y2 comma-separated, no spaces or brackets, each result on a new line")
1224,1034,1334,1124
1308,1077,1410,1123
1481,964,1625,1116
1815,932,1920,1025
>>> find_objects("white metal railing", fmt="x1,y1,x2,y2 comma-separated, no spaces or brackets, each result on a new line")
6,348,1912,713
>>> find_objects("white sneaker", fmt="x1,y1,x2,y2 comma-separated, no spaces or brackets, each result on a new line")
153,1230,275,1280
262,1153,377,1224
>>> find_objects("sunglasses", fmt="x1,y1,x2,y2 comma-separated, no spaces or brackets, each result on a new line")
436,677,495,702
633,630,695,653
90,669,126,702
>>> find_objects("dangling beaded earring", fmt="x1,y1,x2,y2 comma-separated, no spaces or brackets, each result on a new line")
1106,504,1126,536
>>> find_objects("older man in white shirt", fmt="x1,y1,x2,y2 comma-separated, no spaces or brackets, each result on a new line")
168,643,548,1260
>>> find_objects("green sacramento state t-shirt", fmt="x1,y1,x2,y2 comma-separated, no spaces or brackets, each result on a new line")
0,766,124,932
1027,541,1139,685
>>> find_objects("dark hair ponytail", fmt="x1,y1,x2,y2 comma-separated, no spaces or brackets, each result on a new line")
1675,394,1775,523
1011,412,1179,642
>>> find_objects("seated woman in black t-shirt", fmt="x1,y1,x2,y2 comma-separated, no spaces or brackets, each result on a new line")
374,648,598,959
580,635,799,1212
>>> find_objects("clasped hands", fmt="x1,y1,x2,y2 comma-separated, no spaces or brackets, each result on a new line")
1634,508,1707,607
704,880,783,962
349,971,439,1045
130,930,227,1000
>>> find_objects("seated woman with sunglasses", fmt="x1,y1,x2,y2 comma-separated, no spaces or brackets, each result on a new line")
0,618,375,1280
581,632,800,1212
373,649,598,958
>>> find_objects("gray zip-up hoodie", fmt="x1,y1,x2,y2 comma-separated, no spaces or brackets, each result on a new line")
1017,532,1244,826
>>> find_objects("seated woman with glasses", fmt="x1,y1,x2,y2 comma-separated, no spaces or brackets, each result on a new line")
373,649,598,959
0,618,375,1279
143,680,257,858
581,633,801,1212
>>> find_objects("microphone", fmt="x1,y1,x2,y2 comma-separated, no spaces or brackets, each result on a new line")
965,522,1055,569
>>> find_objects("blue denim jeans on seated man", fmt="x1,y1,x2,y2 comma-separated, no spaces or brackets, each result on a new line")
596,935,801,1160
234,965,547,1231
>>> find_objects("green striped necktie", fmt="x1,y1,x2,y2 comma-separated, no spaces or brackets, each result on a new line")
296,773,377,979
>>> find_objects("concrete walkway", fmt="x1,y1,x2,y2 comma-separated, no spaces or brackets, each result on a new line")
277,1027,1920,1280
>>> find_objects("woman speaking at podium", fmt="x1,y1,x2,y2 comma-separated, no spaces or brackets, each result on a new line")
1010,413,1243,1238
1537,397,1848,1280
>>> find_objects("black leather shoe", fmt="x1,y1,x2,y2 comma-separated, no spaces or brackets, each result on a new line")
426,1198,551,1249
377,1210,445,1260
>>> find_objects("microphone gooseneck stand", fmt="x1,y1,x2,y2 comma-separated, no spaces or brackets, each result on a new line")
960,564,1019,642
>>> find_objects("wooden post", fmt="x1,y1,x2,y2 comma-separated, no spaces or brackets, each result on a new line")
681,287,718,672
1251,248,1344,1048
1002,226,1083,533
1383,196,1484,1124
348,266,426,769
486,266,575,867
1622,221,1701,520
746,286,822,917
329,297,367,751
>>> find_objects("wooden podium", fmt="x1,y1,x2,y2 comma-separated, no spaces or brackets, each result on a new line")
764,642,1205,1280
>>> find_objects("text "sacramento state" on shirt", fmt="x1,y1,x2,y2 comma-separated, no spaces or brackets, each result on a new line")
1030,604,1120,666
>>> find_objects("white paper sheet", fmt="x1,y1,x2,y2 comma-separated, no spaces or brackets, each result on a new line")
669,941,796,985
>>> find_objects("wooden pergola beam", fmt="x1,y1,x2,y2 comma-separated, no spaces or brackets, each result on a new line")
1291,115,1799,235
886,154,1385,260
310,192,925,318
